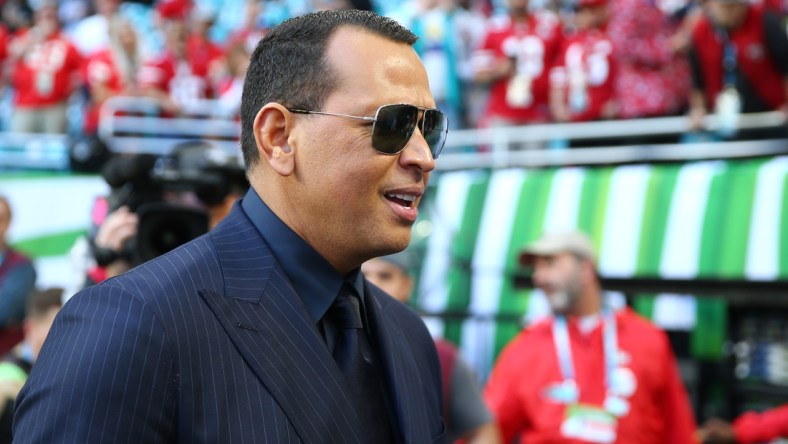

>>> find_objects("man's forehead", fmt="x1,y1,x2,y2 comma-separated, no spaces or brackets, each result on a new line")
326,27,420,72
323,28,431,109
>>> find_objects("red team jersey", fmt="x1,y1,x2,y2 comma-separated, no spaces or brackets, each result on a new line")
733,404,788,443
0,26,9,66
84,49,128,133
186,34,224,78
480,13,563,123
11,31,82,108
607,0,690,118
691,4,786,110
485,308,696,444
550,27,616,122
138,50,214,109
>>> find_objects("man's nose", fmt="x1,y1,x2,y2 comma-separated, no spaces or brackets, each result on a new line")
399,126,436,173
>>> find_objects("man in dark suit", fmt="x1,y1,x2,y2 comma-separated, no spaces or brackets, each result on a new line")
13,9,449,443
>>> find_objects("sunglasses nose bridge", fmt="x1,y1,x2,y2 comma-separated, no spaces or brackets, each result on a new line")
400,120,436,171
390,106,421,153
407,107,433,151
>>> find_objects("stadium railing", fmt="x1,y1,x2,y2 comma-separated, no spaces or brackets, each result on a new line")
0,95,785,171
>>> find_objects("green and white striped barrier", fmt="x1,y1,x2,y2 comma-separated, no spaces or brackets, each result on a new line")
0,173,108,297
411,156,788,376
4,156,788,374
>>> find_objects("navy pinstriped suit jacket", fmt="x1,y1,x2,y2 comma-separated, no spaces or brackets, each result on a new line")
13,204,445,443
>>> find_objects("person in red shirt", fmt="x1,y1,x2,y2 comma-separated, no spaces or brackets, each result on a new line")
83,17,141,135
137,0,213,115
0,24,9,70
485,231,696,444
69,0,122,58
606,0,692,119
549,0,616,123
214,40,250,118
7,2,82,133
186,4,224,92
698,405,788,443
688,0,788,133
473,0,563,127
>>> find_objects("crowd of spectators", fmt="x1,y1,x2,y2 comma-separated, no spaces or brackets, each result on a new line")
0,4,786,441
0,0,784,142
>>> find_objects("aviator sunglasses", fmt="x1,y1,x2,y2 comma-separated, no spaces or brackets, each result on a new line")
287,104,449,159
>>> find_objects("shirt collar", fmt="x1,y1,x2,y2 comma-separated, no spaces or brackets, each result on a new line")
240,188,365,325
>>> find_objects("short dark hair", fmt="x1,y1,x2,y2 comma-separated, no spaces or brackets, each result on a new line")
239,9,418,168
26,288,63,321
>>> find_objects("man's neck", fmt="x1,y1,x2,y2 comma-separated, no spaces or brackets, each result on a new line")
565,289,602,319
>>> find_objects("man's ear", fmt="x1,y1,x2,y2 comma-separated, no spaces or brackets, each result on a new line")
253,103,295,176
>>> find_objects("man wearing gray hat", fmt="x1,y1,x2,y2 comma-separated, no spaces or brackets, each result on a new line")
485,230,696,444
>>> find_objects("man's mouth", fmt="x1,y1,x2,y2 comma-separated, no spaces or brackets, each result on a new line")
385,193,416,209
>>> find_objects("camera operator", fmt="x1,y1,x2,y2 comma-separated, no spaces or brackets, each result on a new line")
87,142,248,283
92,204,138,280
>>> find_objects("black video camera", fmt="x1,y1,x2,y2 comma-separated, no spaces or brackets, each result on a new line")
96,142,246,267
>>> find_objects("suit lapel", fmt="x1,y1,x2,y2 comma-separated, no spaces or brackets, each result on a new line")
365,284,433,443
198,206,364,443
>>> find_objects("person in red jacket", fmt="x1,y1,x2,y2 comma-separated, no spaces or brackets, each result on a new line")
473,0,563,127
185,4,224,94
549,0,616,123
485,230,697,444
7,1,82,133
606,0,692,119
137,0,215,115
688,0,788,133
698,405,788,443
82,17,141,135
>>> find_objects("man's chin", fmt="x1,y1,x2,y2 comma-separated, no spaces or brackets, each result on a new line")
370,240,410,262
382,226,412,251
548,292,572,314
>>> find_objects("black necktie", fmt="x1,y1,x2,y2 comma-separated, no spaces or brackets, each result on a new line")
328,285,394,443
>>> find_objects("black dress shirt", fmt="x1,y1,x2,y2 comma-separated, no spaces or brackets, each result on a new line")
241,188,367,352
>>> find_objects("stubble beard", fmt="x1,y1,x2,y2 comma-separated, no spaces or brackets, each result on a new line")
548,284,582,316
549,290,572,315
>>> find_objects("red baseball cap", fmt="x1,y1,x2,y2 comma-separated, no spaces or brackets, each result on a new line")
576,0,607,8
156,0,193,20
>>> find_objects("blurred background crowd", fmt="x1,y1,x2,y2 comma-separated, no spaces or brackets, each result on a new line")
0,0,783,138
0,0,787,442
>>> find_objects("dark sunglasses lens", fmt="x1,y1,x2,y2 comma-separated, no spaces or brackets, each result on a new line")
372,105,418,154
422,110,448,158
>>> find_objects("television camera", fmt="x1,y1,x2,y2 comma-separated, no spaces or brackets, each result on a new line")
94,142,247,267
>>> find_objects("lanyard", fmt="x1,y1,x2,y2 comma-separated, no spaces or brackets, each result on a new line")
721,31,737,88
552,308,618,398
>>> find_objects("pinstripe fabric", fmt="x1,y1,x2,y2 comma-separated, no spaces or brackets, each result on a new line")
13,204,445,443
